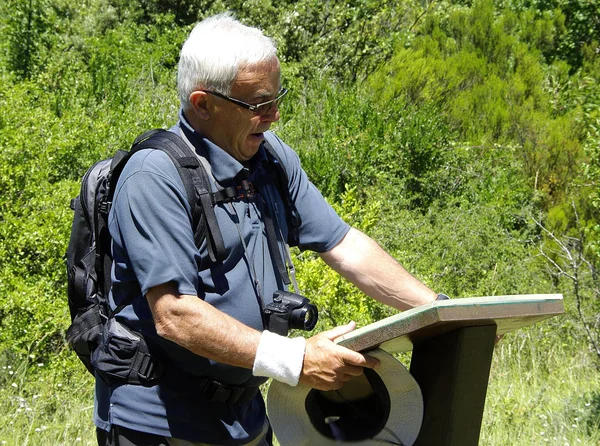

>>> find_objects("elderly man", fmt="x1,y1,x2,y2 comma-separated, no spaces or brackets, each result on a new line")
94,12,439,446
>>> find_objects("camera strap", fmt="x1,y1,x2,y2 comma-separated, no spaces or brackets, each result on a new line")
228,191,299,306
272,206,300,294
283,241,300,294
261,196,293,289
260,185,301,294
227,202,266,314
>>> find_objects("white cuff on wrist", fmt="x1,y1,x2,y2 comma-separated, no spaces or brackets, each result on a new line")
252,330,306,387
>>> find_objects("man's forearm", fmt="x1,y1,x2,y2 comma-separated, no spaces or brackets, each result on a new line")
320,227,437,310
145,281,377,390
147,282,262,369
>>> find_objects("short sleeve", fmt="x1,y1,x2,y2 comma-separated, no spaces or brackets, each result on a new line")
265,133,350,252
109,150,201,296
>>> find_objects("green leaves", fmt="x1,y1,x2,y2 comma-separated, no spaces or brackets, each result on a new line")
0,3,598,443
2,0,53,79
294,185,393,330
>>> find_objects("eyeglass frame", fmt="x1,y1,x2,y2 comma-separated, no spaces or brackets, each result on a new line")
202,88,288,116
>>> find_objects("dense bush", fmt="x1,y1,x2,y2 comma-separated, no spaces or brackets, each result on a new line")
0,0,599,443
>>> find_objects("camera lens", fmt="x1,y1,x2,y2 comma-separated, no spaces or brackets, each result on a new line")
290,304,318,331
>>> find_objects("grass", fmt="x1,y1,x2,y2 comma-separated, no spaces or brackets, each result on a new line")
0,357,96,446
1,318,599,445
481,321,600,446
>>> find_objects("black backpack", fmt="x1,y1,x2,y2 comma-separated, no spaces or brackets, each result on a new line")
65,129,300,384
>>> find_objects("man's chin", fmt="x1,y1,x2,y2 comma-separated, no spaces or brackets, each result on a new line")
246,133,266,149
238,136,265,162
248,132,265,143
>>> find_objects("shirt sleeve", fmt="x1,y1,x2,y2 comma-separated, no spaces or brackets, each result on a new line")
109,149,201,297
265,133,351,252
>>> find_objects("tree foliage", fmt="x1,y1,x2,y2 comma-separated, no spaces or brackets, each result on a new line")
0,0,599,442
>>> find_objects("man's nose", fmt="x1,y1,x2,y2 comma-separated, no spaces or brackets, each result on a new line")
261,104,280,122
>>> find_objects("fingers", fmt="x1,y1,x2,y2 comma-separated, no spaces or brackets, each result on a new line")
339,363,368,378
300,323,381,391
341,348,379,370
359,352,380,370
319,321,379,370
322,320,357,341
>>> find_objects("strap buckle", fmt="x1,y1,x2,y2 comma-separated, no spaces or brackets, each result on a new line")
215,180,257,204
199,378,255,405
98,200,112,215
136,353,162,384
237,180,255,199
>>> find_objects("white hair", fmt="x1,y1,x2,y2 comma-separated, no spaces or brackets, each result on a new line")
177,13,278,111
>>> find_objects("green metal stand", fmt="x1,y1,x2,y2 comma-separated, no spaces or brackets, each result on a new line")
410,325,497,446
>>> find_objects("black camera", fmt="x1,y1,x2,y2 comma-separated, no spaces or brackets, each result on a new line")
263,291,319,336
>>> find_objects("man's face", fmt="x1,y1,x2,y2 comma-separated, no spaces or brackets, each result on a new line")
205,58,282,162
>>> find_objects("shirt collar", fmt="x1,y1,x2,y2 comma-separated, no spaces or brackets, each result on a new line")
178,109,268,185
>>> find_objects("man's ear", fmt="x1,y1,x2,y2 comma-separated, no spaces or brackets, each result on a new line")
189,91,210,120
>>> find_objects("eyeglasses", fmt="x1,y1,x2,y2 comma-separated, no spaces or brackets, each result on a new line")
203,88,288,116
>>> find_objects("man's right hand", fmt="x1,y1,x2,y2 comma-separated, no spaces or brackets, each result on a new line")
299,321,380,391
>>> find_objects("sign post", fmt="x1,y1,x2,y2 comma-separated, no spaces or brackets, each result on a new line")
335,294,564,445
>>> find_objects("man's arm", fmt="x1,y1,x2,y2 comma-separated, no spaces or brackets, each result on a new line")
146,282,378,390
320,227,437,310
147,282,262,368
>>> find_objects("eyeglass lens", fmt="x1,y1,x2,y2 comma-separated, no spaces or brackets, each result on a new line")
257,91,286,116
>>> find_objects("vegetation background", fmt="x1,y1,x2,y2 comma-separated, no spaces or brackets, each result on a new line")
0,0,599,444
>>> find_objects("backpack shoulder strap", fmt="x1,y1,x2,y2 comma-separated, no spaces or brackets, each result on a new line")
129,129,200,206
262,134,302,245
116,129,227,263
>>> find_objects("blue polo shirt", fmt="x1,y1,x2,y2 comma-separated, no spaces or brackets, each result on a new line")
93,114,350,444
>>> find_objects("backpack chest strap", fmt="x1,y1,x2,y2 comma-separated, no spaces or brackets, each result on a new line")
212,180,257,204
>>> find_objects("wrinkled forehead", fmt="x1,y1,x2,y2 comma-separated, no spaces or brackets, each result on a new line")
237,57,280,79
232,58,282,99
